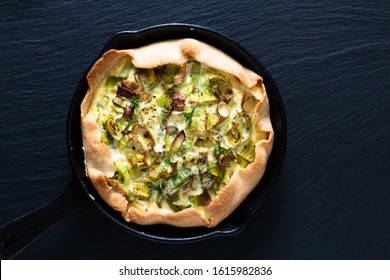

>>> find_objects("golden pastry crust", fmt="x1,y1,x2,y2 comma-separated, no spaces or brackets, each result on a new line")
81,39,273,227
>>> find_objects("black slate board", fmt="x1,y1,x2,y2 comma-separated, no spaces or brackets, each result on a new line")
1,0,389,259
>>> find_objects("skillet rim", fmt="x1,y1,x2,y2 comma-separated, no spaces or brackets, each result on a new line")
67,23,286,243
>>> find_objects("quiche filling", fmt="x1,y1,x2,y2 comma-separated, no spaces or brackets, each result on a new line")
88,56,269,214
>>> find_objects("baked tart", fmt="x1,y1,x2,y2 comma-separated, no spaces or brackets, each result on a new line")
81,39,273,227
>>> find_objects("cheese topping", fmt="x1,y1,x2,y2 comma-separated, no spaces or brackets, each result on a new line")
88,56,267,213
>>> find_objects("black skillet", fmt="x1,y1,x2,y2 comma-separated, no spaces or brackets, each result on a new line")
0,24,286,259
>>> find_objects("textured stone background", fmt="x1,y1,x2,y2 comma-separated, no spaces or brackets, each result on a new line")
1,0,389,259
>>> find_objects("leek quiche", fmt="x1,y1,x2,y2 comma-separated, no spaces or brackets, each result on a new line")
81,39,274,227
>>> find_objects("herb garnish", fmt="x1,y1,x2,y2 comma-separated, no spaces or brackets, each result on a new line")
183,108,196,125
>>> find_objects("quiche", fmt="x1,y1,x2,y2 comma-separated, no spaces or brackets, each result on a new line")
80,39,273,227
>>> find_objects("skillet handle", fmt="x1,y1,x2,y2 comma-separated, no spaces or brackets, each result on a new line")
0,176,84,259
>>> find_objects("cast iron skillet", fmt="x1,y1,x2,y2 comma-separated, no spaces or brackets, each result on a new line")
0,24,286,259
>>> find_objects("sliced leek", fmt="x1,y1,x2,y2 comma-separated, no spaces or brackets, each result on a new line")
132,181,149,199
114,160,131,187
105,76,122,89
97,95,110,109
238,140,256,162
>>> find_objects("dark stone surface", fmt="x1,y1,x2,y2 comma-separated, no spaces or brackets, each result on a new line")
1,0,389,259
